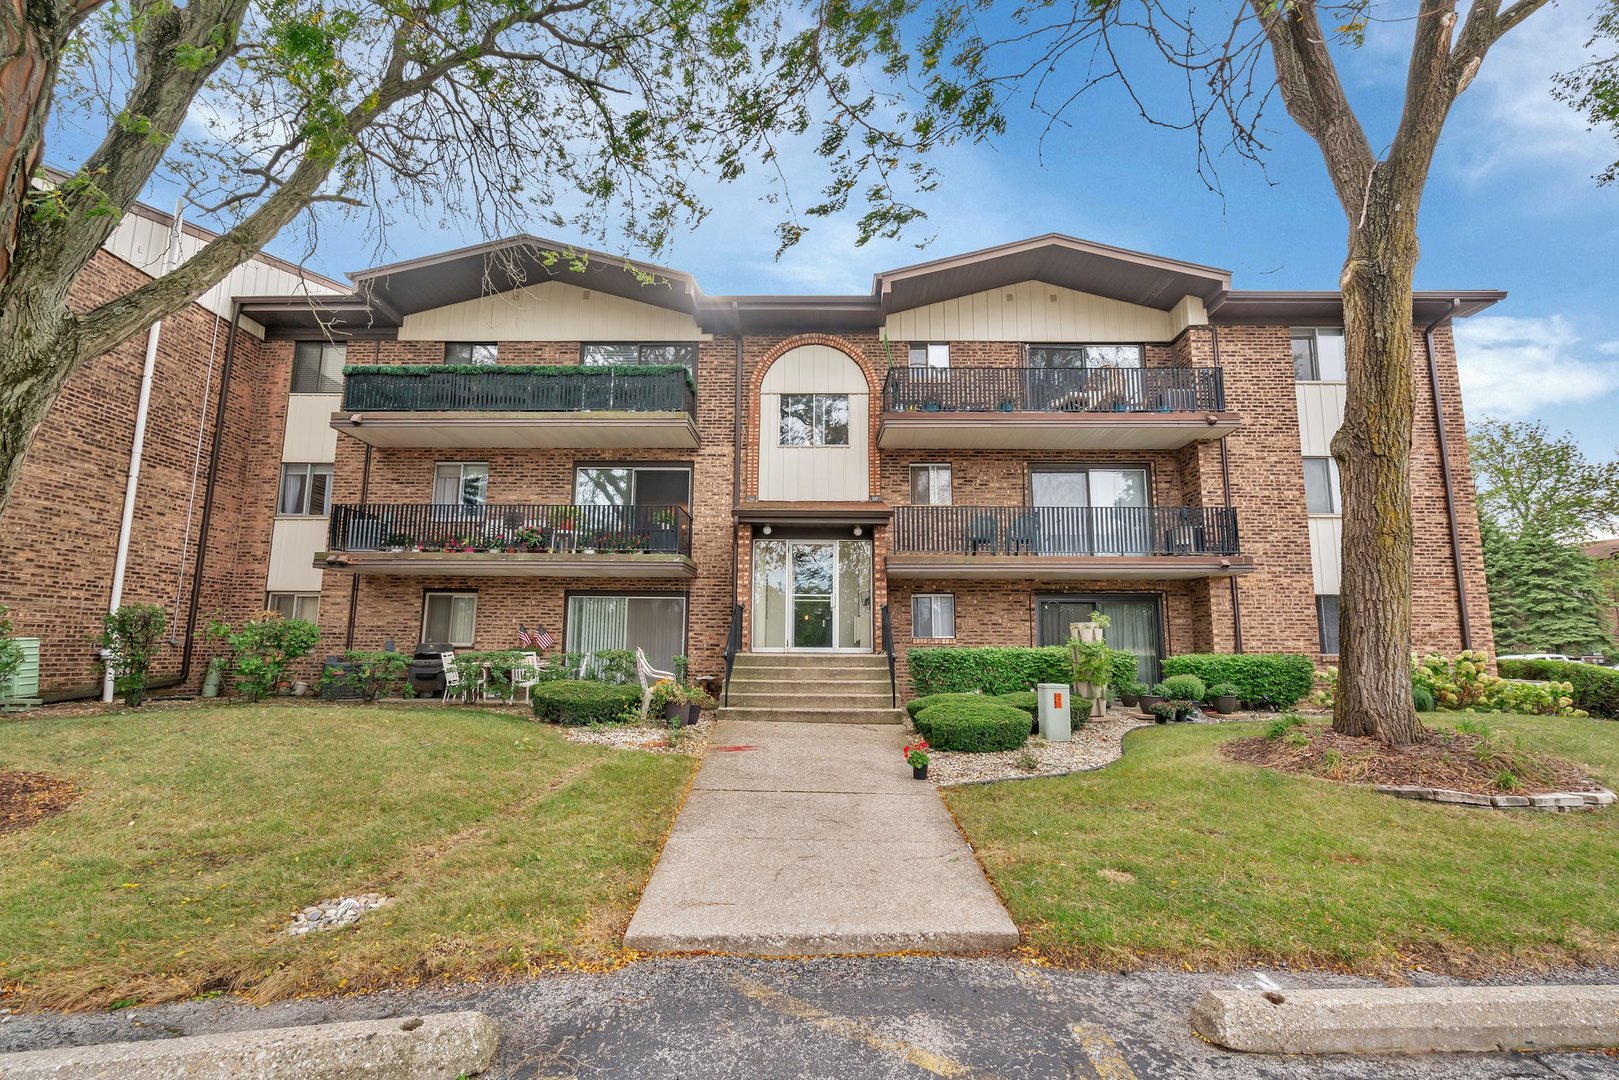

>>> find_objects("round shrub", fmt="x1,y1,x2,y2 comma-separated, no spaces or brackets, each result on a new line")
905,692,987,721
914,700,1030,752
532,679,641,725
1412,684,1437,712
1157,673,1206,701
996,691,1038,714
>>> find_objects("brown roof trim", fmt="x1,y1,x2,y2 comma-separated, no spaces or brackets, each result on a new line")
875,233,1231,290
735,502,893,525
1209,289,1506,324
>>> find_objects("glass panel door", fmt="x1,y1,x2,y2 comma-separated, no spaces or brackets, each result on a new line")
1088,468,1149,555
752,540,788,651
836,541,872,651
790,543,835,649
1031,469,1089,555
1036,596,1162,685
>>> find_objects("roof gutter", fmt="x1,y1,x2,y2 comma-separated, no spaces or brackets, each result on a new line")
1423,297,1472,650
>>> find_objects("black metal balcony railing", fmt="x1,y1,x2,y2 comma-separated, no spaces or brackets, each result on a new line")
892,505,1239,557
341,369,695,415
327,502,693,557
882,366,1225,414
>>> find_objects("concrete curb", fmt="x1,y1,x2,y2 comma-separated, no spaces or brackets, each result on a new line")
1191,985,1619,1055
0,1011,498,1079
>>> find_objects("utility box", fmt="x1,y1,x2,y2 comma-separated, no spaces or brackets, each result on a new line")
1037,682,1072,743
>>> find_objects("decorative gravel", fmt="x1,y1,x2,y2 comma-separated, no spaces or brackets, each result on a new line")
924,710,1153,786
562,716,715,755
286,894,391,936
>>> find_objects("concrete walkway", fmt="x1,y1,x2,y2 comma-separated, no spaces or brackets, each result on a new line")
623,720,1019,955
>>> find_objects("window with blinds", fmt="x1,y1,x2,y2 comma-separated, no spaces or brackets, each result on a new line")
291,342,347,394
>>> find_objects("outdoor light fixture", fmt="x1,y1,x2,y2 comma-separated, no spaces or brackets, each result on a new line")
852,526,863,536
762,525,773,535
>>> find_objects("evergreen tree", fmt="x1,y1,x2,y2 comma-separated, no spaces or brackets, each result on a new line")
1484,520,1614,657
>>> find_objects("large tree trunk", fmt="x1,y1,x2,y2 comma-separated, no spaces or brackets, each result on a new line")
0,0,68,283
1331,178,1423,747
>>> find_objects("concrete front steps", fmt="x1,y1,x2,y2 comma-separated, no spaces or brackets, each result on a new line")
721,653,904,724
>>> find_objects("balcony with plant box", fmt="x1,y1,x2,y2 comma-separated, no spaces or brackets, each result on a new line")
317,501,697,579
332,363,700,449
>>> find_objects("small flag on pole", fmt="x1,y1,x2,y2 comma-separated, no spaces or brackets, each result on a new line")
519,623,555,651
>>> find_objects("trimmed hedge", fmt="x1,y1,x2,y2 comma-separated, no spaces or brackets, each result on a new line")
532,679,641,725
1159,654,1315,708
909,646,1137,696
914,700,1031,752
1498,658,1619,718
906,691,990,720
996,691,1092,726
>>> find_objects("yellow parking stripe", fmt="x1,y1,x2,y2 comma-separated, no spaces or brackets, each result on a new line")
734,976,989,1078
1071,1023,1140,1080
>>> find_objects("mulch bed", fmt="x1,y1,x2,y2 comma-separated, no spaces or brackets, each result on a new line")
0,770,79,835
1221,723,1602,796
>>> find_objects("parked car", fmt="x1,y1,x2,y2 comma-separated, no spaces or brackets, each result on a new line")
1497,653,1574,663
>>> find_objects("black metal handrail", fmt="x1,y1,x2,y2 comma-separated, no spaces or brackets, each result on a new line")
880,603,896,708
892,505,1240,557
723,602,743,706
327,502,692,556
882,366,1224,414
342,369,696,415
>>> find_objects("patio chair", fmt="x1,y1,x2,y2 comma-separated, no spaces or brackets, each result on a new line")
440,651,468,703
511,651,543,704
635,647,675,723
967,513,1000,555
1008,511,1040,554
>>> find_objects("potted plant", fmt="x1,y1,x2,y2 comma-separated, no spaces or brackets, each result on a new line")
1139,681,1168,713
1157,675,1205,721
1209,681,1240,715
905,739,930,780
1147,700,1179,724
1117,677,1143,708
385,532,411,553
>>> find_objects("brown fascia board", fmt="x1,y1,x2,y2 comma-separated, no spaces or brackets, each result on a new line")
236,293,401,339
1209,289,1507,324
697,295,883,334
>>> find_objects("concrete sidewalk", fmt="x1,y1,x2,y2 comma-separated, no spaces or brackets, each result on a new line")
622,720,1019,955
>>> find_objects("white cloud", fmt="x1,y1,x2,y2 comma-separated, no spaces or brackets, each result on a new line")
1445,0,1616,184
1454,314,1619,417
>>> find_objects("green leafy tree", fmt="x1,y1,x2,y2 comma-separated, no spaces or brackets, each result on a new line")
209,612,321,701
906,0,1614,746
0,0,993,516
1483,520,1614,657
1555,0,1619,185
96,602,168,706
1470,418,1619,542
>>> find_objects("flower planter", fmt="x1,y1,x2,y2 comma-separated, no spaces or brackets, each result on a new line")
1212,694,1238,715
912,764,929,780
663,701,701,726
1119,692,1139,708
1137,693,1162,712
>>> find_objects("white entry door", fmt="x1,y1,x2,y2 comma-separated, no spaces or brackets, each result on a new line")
752,539,872,651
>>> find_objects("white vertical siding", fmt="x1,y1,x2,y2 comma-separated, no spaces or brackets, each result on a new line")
1309,517,1344,595
281,395,340,463
1297,382,1348,596
267,518,330,591
881,280,1179,342
399,280,710,341
758,345,870,501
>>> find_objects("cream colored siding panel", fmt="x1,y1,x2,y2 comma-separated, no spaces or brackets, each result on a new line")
268,518,330,592
399,280,710,342
1295,383,1347,458
1309,517,1343,595
883,280,1175,342
758,345,870,501
282,395,341,462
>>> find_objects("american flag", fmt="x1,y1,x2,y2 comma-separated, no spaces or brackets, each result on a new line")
519,623,555,650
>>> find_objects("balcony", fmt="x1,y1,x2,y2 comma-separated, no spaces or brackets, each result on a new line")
331,366,699,449
317,502,696,579
886,505,1253,580
877,367,1239,450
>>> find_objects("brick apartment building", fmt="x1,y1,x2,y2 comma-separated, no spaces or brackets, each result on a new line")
0,213,1498,700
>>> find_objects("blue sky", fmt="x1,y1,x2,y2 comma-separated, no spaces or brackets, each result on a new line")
50,0,1619,454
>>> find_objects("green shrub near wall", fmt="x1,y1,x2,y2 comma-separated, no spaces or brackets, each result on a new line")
1158,654,1315,708
995,691,1092,726
532,680,642,725
908,646,1139,697
906,692,991,720
914,700,1031,751
1498,658,1619,718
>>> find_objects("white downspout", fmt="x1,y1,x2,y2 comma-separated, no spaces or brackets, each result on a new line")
103,201,185,702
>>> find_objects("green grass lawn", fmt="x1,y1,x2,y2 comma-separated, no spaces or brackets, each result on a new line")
945,713,1619,974
0,703,693,1009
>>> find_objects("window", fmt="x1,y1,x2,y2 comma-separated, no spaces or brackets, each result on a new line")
909,464,952,505
432,462,489,508
290,342,346,394
1028,345,1143,369
907,343,950,370
445,342,497,365
422,591,477,647
912,594,955,639
1292,328,1346,381
278,463,333,516
1303,457,1342,515
1316,594,1341,654
581,343,698,373
266,592,319,622
574,466,691,507
565,594,687,673
779,394,850,446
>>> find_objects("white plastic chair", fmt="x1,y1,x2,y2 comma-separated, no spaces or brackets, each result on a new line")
510,651,543,704
635,647,675,722
441,651,466,703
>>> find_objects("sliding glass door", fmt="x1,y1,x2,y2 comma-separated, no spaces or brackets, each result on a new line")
1037,594,1163,685
565,594,686,672
1029,466,1149,555
752,539,873,651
